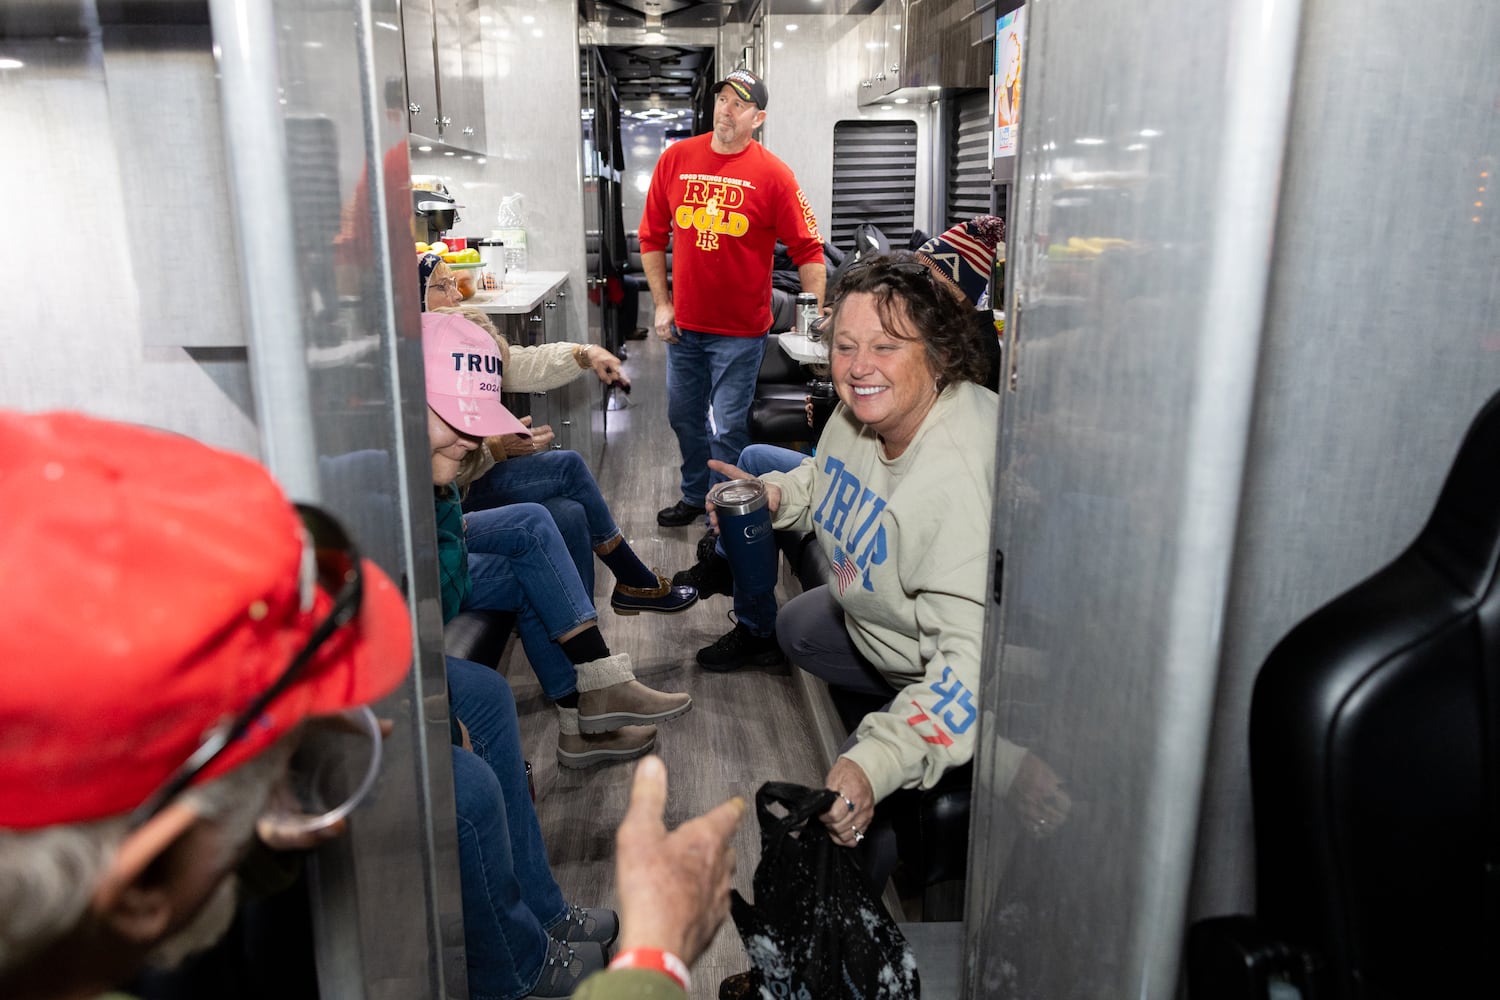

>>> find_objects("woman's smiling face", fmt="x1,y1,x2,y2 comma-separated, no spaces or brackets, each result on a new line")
829,291,939,456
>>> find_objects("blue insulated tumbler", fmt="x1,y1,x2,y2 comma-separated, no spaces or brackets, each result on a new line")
708,479,779,595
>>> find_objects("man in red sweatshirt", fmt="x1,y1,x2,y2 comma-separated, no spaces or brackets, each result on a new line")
638,69,826,527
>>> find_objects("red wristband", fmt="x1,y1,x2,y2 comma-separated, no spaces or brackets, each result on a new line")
608,947,691,992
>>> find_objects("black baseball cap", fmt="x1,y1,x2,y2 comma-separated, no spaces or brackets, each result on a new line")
713,68,768,109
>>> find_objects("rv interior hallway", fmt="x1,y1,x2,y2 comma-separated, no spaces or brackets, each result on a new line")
499,330,827,996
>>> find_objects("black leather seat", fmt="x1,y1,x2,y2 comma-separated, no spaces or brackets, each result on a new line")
622,231,671,295
1189,388,1500,999
444,609,517,668
749,335,819,447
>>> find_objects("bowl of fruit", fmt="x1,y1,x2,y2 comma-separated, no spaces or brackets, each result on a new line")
416,242,484,299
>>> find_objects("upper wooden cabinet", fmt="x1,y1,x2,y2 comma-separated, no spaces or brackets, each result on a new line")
402,0,487,153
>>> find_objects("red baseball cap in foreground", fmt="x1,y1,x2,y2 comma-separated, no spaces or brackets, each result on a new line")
0,411,414,829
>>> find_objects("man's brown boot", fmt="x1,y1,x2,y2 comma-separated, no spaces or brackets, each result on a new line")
575,653,692,734
556,707,656,769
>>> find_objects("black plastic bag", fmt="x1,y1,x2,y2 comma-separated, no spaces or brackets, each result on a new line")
730,781,920,998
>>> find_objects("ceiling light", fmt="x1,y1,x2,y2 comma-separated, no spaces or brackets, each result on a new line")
773,41,783,49
443,151,455,156
1075,137,1106,145
522,15,534,24
0,57,23,70
880,105,893,111
418,145,433,152
1138,128,1162,137
786,23,799,31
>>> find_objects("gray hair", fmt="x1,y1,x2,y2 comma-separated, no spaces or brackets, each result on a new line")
0,742,289,976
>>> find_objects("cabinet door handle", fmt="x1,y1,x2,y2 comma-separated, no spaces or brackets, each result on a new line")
463,126,474,136
408,102,421,114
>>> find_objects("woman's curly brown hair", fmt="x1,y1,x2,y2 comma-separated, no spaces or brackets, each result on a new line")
825,251,991,389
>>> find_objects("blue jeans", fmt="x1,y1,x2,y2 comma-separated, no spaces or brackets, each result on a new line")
463,450,624,598
727,444,810,636
448,657,568,1000
666,329,769,507
462,503,598,700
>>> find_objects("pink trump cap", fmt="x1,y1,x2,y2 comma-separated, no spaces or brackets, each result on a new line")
422,312,530,437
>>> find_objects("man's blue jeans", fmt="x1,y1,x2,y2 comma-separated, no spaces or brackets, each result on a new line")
666,329,769,507
448,657,569,1000
461,502,597,700
463,449,625,599
727,444,810,636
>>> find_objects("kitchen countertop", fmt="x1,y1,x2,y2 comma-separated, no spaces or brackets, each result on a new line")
464,270,569,314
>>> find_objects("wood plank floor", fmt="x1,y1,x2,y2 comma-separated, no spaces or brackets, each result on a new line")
498,327,829,997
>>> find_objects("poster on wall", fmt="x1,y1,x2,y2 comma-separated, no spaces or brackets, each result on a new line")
993,6,1026,159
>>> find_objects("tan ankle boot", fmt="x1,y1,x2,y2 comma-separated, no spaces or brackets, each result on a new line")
556,707,656,769
574,653,692,734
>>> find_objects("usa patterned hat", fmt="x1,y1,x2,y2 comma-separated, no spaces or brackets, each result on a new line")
915,216,1007,306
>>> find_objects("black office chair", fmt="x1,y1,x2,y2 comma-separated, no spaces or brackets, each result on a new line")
1189,388,1500,1000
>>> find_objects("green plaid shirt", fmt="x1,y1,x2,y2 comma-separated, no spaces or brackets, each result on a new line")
434,484,470,624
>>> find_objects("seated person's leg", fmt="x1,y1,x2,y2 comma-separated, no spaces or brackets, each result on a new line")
776,585,897,700
541,495,596,600
465,452,694,614
451,746,605,1000
463,502,598,630
687,443,810,669
673,443,807,600
461,504,692,766
446,658,618,950
737,443,810,478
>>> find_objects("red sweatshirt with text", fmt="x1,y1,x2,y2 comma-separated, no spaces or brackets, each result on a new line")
639,134,823,337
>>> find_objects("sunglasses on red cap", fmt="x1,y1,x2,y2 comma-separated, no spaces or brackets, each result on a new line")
128,504,366,830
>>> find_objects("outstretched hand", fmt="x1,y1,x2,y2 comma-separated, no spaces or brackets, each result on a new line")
614,756,746,964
